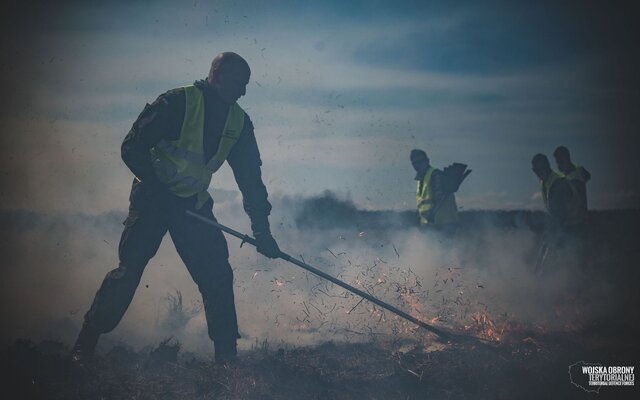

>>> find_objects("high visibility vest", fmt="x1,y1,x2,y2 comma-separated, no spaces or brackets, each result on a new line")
563,164,589,210
416,167,459,225
150,85,245,208
541,170,584,226
565,165,588,183
541,170,561,211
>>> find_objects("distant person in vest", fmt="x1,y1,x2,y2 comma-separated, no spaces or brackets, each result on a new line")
72,52,281,365
410,149,459,232
553,146,591,211
531,153,585,228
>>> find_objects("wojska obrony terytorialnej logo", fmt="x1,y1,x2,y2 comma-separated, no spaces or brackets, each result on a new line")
569,362,634,393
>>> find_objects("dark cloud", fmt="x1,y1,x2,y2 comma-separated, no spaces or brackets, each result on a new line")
351,1,639,74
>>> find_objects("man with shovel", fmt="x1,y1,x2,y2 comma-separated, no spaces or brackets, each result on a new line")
72,52,281,365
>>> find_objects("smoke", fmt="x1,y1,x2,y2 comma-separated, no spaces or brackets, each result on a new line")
0,191,622,356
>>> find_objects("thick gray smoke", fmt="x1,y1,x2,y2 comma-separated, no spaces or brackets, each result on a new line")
0,192,615,356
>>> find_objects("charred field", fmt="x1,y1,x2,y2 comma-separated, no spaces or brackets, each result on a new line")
4,331,634,400
2,196,639,399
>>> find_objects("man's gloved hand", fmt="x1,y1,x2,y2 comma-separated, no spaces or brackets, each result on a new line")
251,215,281,258
254,233,281,259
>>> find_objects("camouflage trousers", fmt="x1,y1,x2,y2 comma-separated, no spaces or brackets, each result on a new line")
82,182,239,350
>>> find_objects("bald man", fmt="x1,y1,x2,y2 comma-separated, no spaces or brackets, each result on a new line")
72,52,280,365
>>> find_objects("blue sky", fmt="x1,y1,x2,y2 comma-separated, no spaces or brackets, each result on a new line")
1,0,638,213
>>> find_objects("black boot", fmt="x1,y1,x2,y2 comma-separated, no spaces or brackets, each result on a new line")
71,325,100,366
214,338,237,366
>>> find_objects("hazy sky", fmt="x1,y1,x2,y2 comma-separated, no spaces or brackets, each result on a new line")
1,0,639,214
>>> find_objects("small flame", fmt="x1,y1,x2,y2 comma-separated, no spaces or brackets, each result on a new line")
464,312,503,342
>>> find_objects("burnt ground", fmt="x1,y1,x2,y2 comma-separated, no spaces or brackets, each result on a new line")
2,201,640,399
2,329,638,399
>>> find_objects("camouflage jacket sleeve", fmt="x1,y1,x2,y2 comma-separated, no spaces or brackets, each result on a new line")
227,115,273,234
120,89,184,189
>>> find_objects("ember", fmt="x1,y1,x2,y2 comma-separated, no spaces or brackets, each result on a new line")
464,311,502,342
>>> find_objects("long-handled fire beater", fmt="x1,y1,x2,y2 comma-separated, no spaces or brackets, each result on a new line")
187,210,482,344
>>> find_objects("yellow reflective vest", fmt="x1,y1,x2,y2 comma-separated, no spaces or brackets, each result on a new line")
564,165,588,184
150,85,245,208
563,164,589,210
416,167,459,225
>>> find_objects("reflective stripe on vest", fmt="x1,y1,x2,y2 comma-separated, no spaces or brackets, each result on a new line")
416,167,434,208
150,85,245,203
416,167,458,225
541,171,562,211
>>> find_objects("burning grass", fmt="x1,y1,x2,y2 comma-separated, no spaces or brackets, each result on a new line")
6,255,631,399
3,205,639,398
